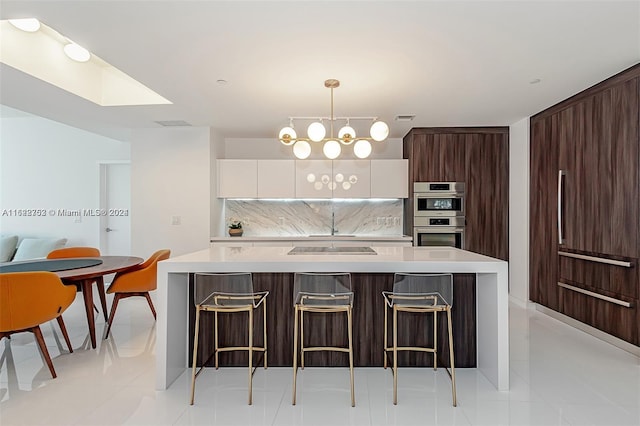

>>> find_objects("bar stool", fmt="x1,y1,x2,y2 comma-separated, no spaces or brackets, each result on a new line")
190,272,268,405
292,272,355,407
382,273,456,406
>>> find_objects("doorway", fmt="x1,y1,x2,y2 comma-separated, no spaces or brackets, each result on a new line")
99,162,131,255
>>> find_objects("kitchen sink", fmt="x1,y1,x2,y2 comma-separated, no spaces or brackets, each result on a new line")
288,246,377,255
307,234,356,237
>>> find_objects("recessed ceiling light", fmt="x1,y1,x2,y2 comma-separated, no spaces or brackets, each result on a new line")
529,78,542,84
395,115,415,122
8,18,41,32
216,79,228,85
64,42,91,62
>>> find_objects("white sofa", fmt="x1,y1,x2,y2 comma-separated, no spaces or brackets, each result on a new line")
0,236,67,262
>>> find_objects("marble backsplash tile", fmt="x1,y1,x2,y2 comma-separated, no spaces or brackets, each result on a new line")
225,199,403,236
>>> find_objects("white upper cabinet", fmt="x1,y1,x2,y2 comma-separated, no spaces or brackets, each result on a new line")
331,160,371,198
218,159,409,199
370,159,408,198
217,160,257,198
257,160,295,198
295,160,333,198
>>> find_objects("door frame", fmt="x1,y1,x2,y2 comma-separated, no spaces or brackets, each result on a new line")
98,161,131,255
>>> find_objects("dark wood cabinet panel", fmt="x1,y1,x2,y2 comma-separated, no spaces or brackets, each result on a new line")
190,273,477,368
529,114,560,309
404,127,509,261
465,132,509,261
411,133,466,182
530,64,640,346
559,255,638,299
559,285,638,345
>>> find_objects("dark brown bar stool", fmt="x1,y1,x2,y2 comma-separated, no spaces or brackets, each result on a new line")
383,273,457,406
292,272,355,407
190,272,268,405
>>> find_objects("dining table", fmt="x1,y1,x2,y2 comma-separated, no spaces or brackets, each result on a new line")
0,256,143,348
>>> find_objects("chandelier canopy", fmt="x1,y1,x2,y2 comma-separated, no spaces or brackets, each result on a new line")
279,79,389,159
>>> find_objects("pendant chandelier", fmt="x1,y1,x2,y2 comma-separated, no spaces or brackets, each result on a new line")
278,79,389,160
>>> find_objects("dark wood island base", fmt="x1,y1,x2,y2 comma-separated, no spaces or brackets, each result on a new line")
188,273,477,368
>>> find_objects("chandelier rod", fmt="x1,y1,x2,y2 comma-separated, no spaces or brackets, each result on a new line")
287,116,380,121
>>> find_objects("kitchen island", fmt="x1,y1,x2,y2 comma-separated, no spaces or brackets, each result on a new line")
156,246,509,391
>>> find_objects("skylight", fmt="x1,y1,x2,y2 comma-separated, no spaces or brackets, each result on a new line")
0,19,172,106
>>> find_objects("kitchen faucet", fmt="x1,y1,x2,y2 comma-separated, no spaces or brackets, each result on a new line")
331,210,337,235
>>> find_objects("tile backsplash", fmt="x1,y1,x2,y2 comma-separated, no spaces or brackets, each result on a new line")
225,199,403,236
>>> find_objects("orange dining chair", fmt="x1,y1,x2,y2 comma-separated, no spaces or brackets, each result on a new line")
104,249,171,338
47,247,108,322
0,271,76,378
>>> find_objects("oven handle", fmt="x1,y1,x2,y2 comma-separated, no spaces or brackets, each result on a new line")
414,227,465,233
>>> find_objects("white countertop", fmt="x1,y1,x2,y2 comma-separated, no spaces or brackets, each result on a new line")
160,246,506,274
210,235,413,242
156,245,510,392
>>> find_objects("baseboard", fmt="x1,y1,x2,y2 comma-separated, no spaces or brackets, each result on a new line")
534,304,640,357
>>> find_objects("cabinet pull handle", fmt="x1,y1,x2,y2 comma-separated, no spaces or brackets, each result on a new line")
558,251,633,268
557,170,566,245
558,282,632,308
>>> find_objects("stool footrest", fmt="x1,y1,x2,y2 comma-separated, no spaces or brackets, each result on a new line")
385,346,436,353
302,346,350,353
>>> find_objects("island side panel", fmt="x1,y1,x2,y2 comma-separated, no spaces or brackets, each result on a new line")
188,273,476,367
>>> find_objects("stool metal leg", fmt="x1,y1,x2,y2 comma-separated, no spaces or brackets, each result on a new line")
383,299,388,369
189,307,201,405
447,306,457,407
214,311,219,370
348,306,355,407
292,305,299,405
300,310,305,370
263,299,268,369
433,310,438,371
393,306,398,405
248,308,253,405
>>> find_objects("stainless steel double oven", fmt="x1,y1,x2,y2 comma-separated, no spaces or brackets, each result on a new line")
413,182,465,249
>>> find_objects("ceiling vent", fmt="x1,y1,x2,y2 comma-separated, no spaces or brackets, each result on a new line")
394,115,415,122
154,120,192,127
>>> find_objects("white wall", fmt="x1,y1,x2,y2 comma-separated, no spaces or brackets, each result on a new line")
509,117,530,305
224,137,403,159
0,110,129,247
210,128,225,237
130,127,211,258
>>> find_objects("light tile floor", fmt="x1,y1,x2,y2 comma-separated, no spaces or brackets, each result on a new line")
1,293,639,425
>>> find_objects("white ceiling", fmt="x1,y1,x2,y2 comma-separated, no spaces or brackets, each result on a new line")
1,0,639,142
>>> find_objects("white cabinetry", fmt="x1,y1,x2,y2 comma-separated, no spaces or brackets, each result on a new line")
257,160,295,198
370,159,408,198
331,160,371,198
295,160,333,198
217,160,257,198
218,159,409,199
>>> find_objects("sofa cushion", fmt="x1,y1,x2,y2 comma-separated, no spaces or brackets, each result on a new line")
12,238,67,261
0,235,19,262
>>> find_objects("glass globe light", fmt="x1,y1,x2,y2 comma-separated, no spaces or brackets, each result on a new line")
323,140,341,159
321,174,330,184
353,139,372,159
342,182,352,190
293,140,311,159
8,18,41,32
307,122,326,142
335,173,344,183
349,175,358,184
306,173,316,183
64,43,91,62
370,120,389,142
338,125,356,144
279,126,297,146
314,182,323,190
